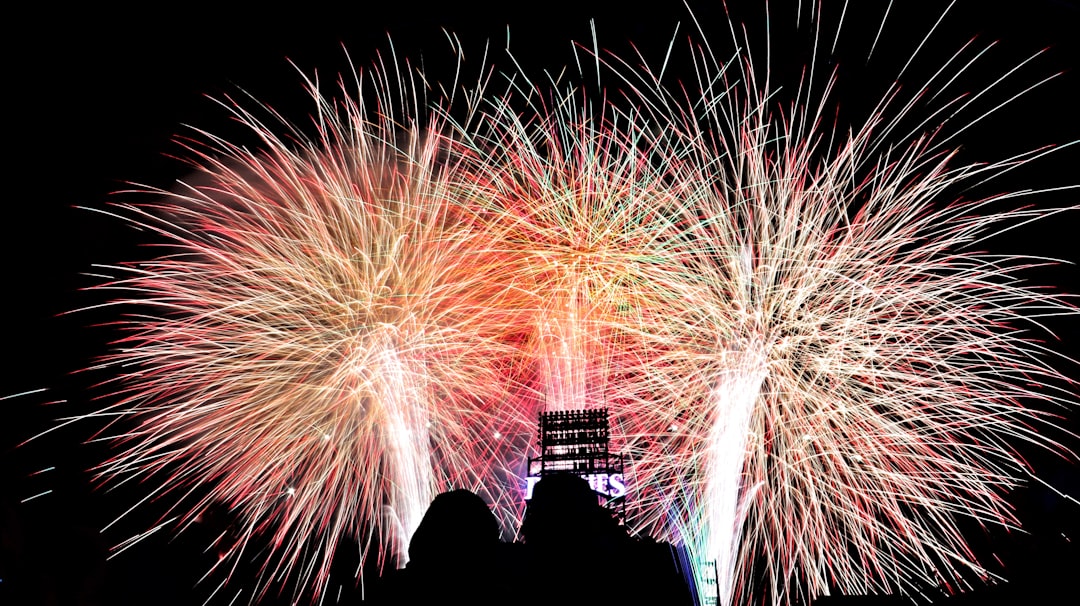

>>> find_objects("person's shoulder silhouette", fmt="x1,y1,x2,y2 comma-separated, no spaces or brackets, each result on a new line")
517,473,630,604
368,488,518,606
520,472,625,551
408,488,500,565
517,473,693,606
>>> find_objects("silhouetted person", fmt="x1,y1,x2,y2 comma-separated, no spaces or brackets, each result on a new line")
368,489,520,605
408,489,500,564
520,472,626,555
519,472,692,606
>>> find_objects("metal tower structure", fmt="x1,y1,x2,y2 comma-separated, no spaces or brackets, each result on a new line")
526,408,626,523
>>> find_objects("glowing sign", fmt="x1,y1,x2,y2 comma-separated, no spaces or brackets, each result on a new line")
523,473,627,500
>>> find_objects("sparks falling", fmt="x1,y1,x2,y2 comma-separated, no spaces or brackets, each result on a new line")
60,2,1078,605
81,65,531,603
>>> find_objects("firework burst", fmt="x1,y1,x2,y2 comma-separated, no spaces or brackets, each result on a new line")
448,84,700,414
53,2,1078,605
80,64,531,602
591,5,1080,604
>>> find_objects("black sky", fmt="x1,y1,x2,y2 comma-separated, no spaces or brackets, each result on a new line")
3,2,1078,605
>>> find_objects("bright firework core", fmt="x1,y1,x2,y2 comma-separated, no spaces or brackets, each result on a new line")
67,3,1078,606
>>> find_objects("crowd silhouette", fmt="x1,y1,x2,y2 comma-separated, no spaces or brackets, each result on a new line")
366,473,693,605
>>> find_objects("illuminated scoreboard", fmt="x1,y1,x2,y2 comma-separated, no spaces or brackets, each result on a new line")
524,408,627,520
523,472,627,500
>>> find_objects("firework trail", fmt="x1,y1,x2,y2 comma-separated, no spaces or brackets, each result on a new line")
57,2,1078,605
79,63,531,602
443,10,1079,601
448,85,697,416
590,5,1080,605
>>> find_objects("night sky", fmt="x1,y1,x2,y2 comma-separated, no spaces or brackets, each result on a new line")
3,2,1078,605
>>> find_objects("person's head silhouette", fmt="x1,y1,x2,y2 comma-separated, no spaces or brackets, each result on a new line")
520,472,622,549
407,488,500,565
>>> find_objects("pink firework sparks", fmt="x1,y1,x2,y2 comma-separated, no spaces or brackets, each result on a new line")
79,63,532,602
49,2,1078,605
585,4,1080,605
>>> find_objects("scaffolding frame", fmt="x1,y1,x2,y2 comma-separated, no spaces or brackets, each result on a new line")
527,408,626,523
